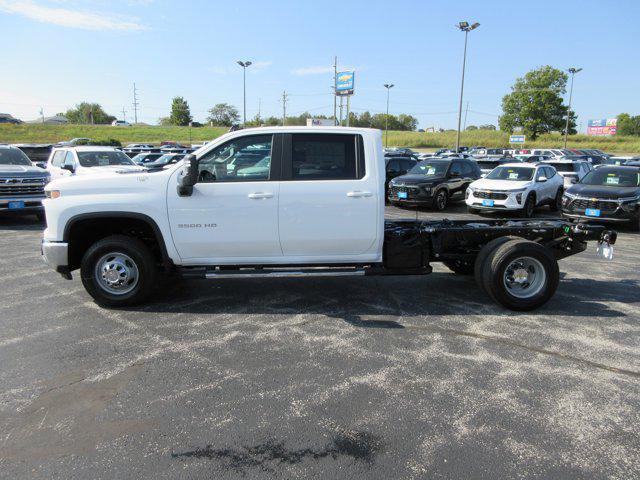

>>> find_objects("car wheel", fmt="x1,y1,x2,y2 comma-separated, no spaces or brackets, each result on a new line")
549,188,563,212
630,212,640,232
81,235,158,307
433,190,448,211
521,194,535,218
467,207,480,214
480,239,560,311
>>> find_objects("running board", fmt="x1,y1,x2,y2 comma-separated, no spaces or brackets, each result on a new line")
179,267,367,280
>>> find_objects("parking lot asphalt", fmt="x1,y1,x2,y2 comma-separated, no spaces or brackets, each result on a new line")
0,202,638,480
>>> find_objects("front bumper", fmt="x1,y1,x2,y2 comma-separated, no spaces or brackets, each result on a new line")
387,186,434,205
41,240,70,277
562,197,638,224
466,190,524,211
0,196,45,212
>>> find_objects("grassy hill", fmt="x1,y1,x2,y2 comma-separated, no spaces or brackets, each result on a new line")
1,124,638,154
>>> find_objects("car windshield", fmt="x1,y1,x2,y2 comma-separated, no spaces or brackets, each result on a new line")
545,162,575,173
0,149,32,166
408,161,449,176
486,166,535,181
77,151,135,167
146,154,182,166
581,169,640,187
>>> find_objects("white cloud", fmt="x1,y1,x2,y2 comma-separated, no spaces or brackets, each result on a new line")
291,65,356,76
0,0,146,31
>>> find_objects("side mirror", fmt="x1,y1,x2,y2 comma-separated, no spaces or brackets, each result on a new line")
62,164,75,174
177,154,198,197
537,176,547,183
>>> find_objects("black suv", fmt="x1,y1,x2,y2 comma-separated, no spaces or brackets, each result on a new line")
388,158,482,210
562,165,640,231
385,156,417,198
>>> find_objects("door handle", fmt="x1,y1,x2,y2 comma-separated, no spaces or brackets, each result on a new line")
248,192,274,199
346,191,372,198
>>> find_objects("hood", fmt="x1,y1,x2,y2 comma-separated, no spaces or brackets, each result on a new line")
0,164,50,177
470,178,532,191
77,165,146,175
567,183,640,199
391,174,445,186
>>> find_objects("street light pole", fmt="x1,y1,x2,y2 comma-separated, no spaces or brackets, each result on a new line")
237,60,252,127
383,84,394,148
564,67,582,149
455,21,480,153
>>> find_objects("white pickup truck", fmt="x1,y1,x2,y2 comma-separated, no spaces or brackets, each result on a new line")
41,127,615,311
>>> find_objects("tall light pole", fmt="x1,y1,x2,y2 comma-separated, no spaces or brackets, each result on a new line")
564,67,582,149
237,60,252,127
383,84,394,147
455,21,480,153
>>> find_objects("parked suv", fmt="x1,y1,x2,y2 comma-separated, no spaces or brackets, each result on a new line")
541,159,592,188
562,165,640,231
47,147,142,180
385,156,417,198
388,158,481,210
0,145,50,220
466,163,564,217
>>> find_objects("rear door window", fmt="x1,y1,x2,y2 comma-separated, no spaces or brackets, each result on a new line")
287,134,364,180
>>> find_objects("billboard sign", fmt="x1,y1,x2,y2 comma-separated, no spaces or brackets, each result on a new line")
306,118,336,127
509,134,526,144
587,118,617,136
335,71,355,95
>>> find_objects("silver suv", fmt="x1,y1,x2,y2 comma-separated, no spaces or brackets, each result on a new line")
0,145,50,220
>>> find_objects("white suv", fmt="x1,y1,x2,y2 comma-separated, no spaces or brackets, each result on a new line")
47,146,143,180
466,163,564,217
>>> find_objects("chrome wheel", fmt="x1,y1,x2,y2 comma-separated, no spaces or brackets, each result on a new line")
435,191,447,210
94,252,139,295
503,256,546,299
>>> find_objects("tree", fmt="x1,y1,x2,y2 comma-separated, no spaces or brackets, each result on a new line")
168,96,192,126
65,102,115,124
478,124,496,130
207,103,240,126
465,125,478,131
499,66,576,139
617,113,640,136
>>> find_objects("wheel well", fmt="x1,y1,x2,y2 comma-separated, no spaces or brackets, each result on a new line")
65,215,169,271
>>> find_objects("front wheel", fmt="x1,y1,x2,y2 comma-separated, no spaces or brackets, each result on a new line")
549,188,563,212
81,235,158,307
521,194,535,218
432,190,448,211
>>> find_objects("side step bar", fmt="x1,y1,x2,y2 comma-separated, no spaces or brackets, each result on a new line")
180,267,367,280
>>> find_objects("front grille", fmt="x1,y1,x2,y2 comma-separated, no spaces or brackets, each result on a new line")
390,185,421,199
0,177,47,197
474,190,508,200
569,198,618,214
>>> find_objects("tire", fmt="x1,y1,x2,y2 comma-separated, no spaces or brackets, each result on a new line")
549,188,563,212
467,207,480,215
521,193,535,218
630,212,640,232
443,259,474,275
474,236,520,295
432,189,448,211
480,239,560,311
80,235,158,307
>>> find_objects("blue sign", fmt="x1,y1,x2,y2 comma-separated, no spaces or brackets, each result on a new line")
509,134,526,144
336,71,355,95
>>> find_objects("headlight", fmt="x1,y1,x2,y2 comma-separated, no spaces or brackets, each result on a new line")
563,191,577,200
619,195,640,203
45,190,61,199
467,186,477,193
421,186,432,194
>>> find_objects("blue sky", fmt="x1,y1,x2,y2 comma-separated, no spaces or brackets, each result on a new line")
1,0,638,130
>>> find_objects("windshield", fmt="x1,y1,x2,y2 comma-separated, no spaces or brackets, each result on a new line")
77,151,135,167
146,154,182,167
408,161,449,176
545,163,575,173
0,149,33,166
581,169,640,187
486,166,535,181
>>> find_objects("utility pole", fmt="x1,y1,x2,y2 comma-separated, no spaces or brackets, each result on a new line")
455,21,480,153
333,56,338,125
121,107,127,122
281,91,289,126
339,96,344,126
257,97,262,125
132,82,139,125
39,107,44,124
463,102,469,131
383,84,394,147
564,67,582,149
